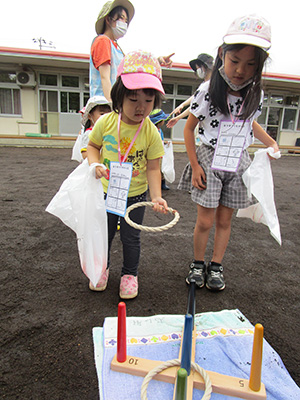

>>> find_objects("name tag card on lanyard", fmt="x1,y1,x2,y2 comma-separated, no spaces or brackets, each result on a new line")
211,119,250,172
105,113,144,217
211,95,250,172
106,162,133,217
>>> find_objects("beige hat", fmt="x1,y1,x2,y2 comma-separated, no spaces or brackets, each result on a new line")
95,0,135,35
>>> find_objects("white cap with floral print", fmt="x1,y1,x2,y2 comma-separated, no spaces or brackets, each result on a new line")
223,14,271,50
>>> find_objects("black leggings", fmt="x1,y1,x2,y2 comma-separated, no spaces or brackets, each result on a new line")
106,191,147,276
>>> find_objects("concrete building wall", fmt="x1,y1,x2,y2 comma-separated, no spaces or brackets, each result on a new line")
0,47,300,148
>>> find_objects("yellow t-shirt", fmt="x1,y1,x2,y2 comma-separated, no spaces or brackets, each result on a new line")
89,112,164,197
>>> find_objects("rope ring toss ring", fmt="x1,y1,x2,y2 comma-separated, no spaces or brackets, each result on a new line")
124,201,180,232
140,358,212,400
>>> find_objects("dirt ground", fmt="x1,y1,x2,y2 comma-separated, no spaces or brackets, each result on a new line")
0,146,299,399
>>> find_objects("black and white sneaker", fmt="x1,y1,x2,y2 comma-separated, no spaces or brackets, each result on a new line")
206,262,225,291
186,262,206,288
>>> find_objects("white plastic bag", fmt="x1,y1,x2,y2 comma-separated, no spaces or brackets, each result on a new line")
236,147,282,245
46,159,108,286
161,140,175,183
71,132,83,163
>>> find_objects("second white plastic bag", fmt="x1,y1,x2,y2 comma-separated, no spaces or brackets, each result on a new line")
71,133,83,163
161,140,175,183
236,147,281,245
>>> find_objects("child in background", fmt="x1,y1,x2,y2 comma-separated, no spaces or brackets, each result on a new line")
80,96,111,159
167,53,214,129
149,109,170,190
72,97,111,162
178,15,279,291
87,50,168,299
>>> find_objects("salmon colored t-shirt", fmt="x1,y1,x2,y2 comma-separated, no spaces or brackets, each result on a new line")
91,35,118,69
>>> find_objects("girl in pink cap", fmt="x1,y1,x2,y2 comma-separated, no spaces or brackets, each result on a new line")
87,50,168,299
178,15,280,292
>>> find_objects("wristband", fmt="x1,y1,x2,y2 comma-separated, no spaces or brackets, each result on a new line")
90,162,106,170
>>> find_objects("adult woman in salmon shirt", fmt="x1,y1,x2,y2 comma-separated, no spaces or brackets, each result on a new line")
90,0,174,102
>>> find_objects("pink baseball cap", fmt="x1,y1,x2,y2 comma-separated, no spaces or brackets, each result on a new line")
223,14,271,50
117,50,165,94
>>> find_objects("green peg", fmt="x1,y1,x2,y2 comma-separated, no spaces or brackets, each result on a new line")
175,368,188,400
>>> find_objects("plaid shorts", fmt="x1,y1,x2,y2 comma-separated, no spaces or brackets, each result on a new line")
178,144,255,209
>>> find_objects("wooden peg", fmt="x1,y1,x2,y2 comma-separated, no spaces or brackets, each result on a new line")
117,302,127,363
249,323,264,391
175,368,187,400
181,314,193,375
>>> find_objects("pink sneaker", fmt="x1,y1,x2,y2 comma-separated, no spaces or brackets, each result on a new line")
119,275,138,299
89,269,109,291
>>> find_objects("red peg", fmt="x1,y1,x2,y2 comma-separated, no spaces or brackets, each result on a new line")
117,302,127,362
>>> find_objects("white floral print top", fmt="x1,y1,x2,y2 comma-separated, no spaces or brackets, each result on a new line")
190,80,263,149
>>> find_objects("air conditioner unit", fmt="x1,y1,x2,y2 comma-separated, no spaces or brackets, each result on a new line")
16,71,36,87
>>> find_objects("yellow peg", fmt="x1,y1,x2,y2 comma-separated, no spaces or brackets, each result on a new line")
249,323,264,391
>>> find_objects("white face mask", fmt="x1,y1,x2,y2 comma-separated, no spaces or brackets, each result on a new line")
218,63,253,92
196,67,206,80
111,20,128,40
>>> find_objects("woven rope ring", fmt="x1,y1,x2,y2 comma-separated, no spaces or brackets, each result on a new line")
125,201,180,232
140,358,212,400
